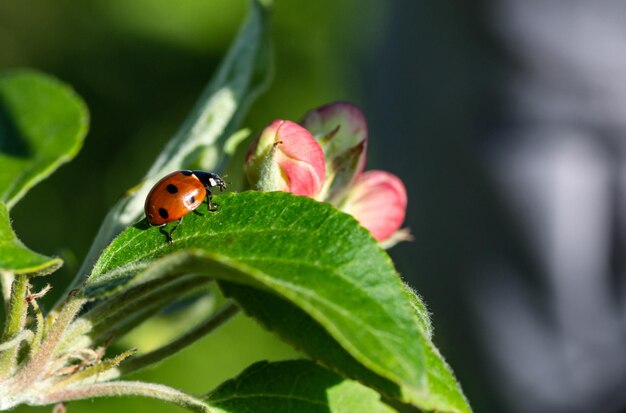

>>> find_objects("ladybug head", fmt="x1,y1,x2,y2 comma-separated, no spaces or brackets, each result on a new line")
193,170,226,191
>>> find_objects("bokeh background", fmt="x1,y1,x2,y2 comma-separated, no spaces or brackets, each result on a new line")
3,1,626,412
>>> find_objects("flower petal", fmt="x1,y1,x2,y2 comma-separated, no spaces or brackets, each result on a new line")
340,170,407,241
301,101,368,163
245,120,326,197
301,102,368,200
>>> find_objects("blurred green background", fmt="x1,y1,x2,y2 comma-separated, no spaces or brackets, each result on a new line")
0,0,505,412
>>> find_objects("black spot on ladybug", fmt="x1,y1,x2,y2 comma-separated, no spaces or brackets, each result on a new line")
166,184,178,194
181,170,193,176
159,208,169,219
189,196,196,204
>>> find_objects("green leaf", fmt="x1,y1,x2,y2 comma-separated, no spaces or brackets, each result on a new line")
0,200,61,375
420,336,471,413
205,360,398,413
219,284,470,413
0,202,61,276
69,0,273,293
144,0,272,177
403,283,432,339
86,192,471,412
0,70,88,210
217,283,405,402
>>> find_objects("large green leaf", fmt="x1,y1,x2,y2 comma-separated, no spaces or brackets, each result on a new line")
420,335,470,412
85,192,470,412
219,283,470,413
70,0,273,293
0,202,61,276
217,283,405,402
205,360,398,413
0,70,88,210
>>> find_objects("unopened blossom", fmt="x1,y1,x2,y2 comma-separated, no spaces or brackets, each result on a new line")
245,102,410,247
244,120,325,198
338,170,408,243
301,102,367,201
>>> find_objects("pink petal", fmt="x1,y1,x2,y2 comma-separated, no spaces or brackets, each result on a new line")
343,170,407,241
278,155,322,196
274,120,326,196
245,119,326,197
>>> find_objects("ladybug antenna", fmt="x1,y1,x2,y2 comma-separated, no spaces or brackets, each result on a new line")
220,174,231,188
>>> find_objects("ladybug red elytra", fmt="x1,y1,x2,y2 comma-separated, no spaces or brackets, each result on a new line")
144,170,226,243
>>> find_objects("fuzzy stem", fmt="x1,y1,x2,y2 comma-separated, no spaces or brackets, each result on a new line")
1,274,28,336
43,381,211,413
57,276,210,358
0,271,13,311
0,329,33,351
87,275,208,340
10,292,86,390
28,292,46,357
119,301,239,376
0,274,29,377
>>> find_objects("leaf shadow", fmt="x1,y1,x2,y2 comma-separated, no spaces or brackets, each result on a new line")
133,219,151,230
0,98,31,158
133,218,175,245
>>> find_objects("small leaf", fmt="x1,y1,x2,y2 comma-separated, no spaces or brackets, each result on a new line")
50,348,137,391
0,202,61,276
0,70,88,209
86,192,471,412
205,360,398,413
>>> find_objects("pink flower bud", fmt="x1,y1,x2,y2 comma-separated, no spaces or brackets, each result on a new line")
245,120,326,197
301,101,368,161
339,170,408,242
301,102,368,201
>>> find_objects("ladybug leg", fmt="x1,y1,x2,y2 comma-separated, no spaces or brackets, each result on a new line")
207,197,218,211
206,190,219,212
158,225,171,243
167,218,183,243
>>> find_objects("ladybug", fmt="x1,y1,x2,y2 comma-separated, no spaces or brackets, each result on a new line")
144,170,226,243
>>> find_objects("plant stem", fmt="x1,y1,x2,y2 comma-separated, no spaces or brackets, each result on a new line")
10,292,86,389
28,294,46,357
43,381,211,413
0,330,33,352
119,301,239,375
86,275,208,340
0,271,13,311
0,274,29,378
